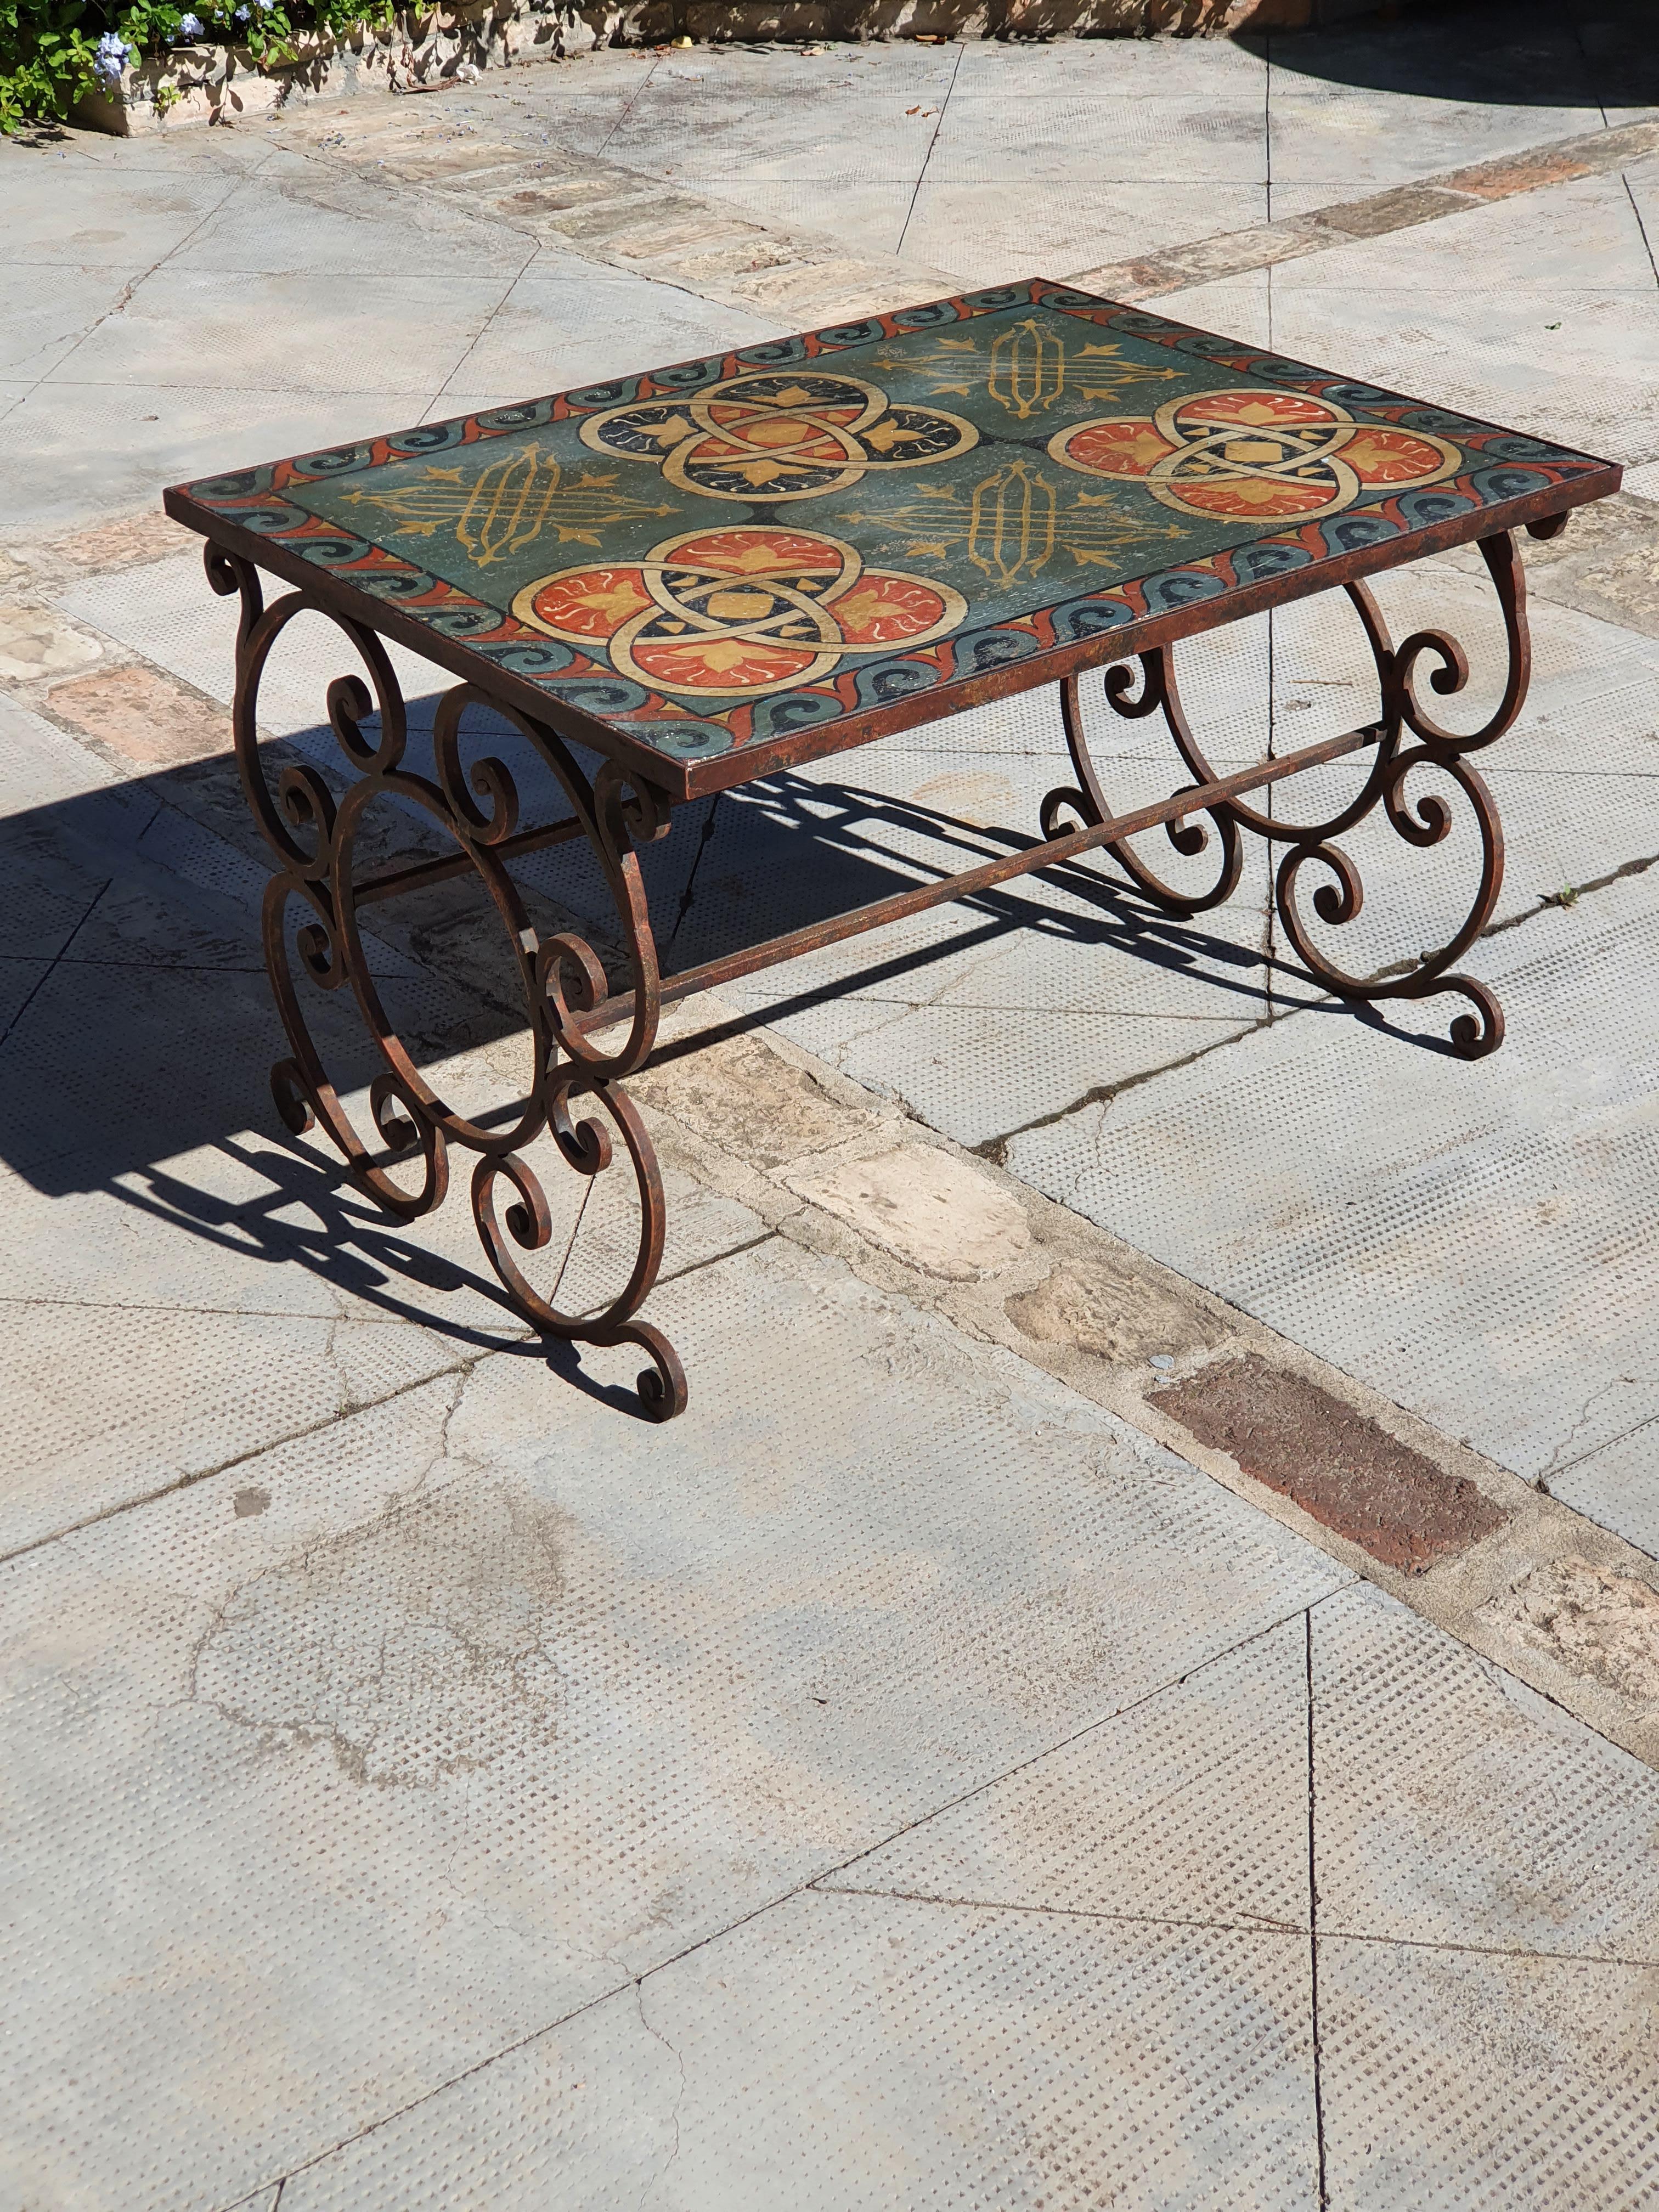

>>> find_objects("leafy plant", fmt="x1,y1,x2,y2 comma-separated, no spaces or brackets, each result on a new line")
2,0,399,129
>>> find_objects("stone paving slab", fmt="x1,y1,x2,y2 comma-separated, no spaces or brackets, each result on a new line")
1006,872,1659,1496
0,1233,1345,2211
237,1584,1659,2209
7,36,1659,2205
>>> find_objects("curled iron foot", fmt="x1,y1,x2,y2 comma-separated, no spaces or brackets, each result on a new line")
1409,974,1505,1061
602,1321,689,1423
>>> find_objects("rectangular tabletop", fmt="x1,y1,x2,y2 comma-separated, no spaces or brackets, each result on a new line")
164,278,1618,802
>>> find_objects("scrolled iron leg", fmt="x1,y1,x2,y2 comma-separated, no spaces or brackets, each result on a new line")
213,540,689,1419
1269,531,1527,1059
1042,655,1242,916
1048,529,1532,1059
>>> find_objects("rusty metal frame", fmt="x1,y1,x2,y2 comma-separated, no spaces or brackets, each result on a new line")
208,514,1554,1421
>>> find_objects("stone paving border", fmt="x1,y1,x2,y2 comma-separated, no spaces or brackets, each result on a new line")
1072,115,1659,298
284,93,1659,337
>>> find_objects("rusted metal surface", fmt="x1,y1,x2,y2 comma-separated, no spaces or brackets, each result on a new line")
1153,1353,1508,1573
210,544,686,1422
196,510,1564,1413
1051,530,1528,1058
573,722,1379,1035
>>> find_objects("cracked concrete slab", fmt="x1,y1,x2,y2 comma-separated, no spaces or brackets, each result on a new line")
285,1889,1318,2211
0,1235,1345,2211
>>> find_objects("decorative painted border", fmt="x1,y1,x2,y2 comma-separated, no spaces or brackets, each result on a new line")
170,279,1610,769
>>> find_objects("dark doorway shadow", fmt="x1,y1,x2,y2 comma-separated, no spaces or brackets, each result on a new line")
1237,0,1655,112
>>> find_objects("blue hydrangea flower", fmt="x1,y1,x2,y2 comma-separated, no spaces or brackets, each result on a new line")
232,4,249,18
176,12,203,35
93,29,136,78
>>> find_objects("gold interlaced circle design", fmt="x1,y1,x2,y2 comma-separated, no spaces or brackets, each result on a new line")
579,371,979,503
511,526,968,698
1048,387,1463,523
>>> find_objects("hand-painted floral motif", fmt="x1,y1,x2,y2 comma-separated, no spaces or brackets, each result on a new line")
511,526,967,698
579,373,978,501
1048,388,1462,522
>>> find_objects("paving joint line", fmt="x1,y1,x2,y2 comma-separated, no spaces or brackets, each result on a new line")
286,89,1659,329
811,1884,1302,1937
1306,1607,1328,2212
1069,115,1659,303
972,838,1659,1161
0,875,112,1055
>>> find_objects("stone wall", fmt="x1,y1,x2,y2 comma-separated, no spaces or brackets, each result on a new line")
76,0,1400,135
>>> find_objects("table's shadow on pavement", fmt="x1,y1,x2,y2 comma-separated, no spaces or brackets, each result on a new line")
0,712,1452,1363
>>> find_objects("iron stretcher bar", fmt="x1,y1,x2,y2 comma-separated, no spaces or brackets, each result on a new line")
574,721,1383,1034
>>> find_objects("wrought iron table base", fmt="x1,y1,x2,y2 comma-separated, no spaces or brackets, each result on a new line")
213,522,1542,1423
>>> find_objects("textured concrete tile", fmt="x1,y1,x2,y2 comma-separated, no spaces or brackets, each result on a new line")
1314,1583,1659,1960
59,265,514,394
0,264,143,380
653,42,957,95
1267,286,1659,465
910,180,1270,288
953,37,1270,98
668,727,1274,1144
829,1001,1257,1151
929,95,1271,186
0,956,48,1027
0,164,233,266
1267,94,1603,190
0,1296,458,1558
0,382,442,535
1006,874,1659,1503
0,689,120,810
437,262,786,399
1318,1937,1659,2210
1272,171,1659,294
0,775,156,960
276,1986,675,2211
288,1894,1316,2212
56,547,440,734
0,1238,1341,2211
693,176,912,258
830,1613,1315,1932
1144,271,1272,351
606,90,941,183
1553,1421,1659,1558
177,172,543,279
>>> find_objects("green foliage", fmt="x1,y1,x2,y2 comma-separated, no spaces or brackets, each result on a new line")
0,0,96,131
1,0,399,131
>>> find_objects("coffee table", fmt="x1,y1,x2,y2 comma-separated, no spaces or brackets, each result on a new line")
164,278,1619,1421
